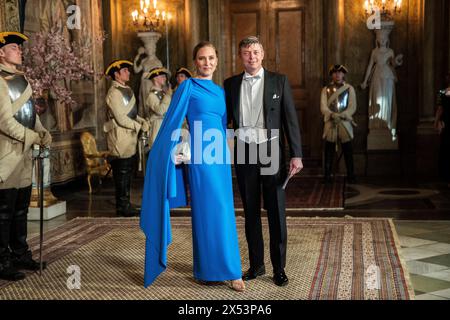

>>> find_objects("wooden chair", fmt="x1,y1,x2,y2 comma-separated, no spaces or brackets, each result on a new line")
80,132,111,193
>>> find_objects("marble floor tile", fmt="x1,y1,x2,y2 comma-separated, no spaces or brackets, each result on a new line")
429,288,450,299
417,243,450,254
424,269,450,282
415,294,449,300
409,274,450,293
414,290,425,296
393,225,432,237
399,236,437,248
397,222,450,231
419,254,450,268
27,216,69,237
414,233,450,244
406,260,448,275
400,247,443,261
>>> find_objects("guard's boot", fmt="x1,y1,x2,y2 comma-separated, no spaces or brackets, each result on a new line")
0,257,26,281
323,142,335,184
113,158,135,217
10,187,47,271
12,250,47,271
0,189,14,257
0,189,25,281
129,204,141,216
9,187,31,258
124,157,140,217
342,142,356,184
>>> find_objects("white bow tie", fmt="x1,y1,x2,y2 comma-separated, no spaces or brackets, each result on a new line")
243,74,261,81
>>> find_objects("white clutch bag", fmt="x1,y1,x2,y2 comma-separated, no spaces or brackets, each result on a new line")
175,141,191,163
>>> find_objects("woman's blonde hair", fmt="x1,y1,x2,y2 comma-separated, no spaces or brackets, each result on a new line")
192,41,218,60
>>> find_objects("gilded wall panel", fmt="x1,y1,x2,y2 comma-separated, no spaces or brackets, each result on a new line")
0,0,20,31
21,0,106,183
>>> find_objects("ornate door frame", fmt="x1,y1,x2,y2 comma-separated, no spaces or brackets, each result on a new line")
209,0,324,158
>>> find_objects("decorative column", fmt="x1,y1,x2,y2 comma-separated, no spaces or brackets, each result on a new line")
420,0,437,124
208,0,225,83
324,0,345,79
416,0,441,176
109,0,124,61
185,0,208,70
448,1,450,68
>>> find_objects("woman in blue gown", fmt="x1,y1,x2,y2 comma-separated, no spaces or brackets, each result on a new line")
140,42,245,292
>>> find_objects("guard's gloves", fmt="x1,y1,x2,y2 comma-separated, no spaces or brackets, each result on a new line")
39,131,52,147
141,121,150,133
331,113,342,125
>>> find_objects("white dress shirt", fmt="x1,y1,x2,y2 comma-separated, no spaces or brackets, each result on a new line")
239,67,267,144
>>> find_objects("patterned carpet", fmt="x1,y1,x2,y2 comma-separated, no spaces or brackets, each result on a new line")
71,176,345,212
181,176,345,212
0,217,413,300
235,176,345,211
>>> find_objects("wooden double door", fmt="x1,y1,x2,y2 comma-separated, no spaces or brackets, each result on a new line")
223,0,323,159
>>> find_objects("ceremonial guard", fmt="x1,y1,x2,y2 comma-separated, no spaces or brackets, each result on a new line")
144,67,172,149
0,32,52,281
174,67,193,90
104,60,149,217
320,65,357,183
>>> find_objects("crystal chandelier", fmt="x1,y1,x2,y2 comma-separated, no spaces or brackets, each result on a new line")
364,0,402,18
131,0,172,32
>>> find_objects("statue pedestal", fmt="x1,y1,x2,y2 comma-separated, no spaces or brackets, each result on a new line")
28,201,67,221
138,31,162,44
367,128,398,150
28,150,67,221
136,31,163,74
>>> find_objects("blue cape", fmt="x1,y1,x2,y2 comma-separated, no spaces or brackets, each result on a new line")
140,80,192,287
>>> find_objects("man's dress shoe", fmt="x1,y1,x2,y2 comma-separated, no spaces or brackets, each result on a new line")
242,266,266,281
273,271,289,287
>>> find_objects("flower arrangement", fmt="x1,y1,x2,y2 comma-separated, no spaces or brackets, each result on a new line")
22,25,98,107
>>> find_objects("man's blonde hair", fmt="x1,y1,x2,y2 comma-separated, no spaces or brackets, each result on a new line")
238,36,264,53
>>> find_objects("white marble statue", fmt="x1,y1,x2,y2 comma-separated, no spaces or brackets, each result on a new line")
133,32,163,116
361,21,403,141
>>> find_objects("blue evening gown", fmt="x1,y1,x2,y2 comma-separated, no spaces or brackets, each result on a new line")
140,78,242,287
